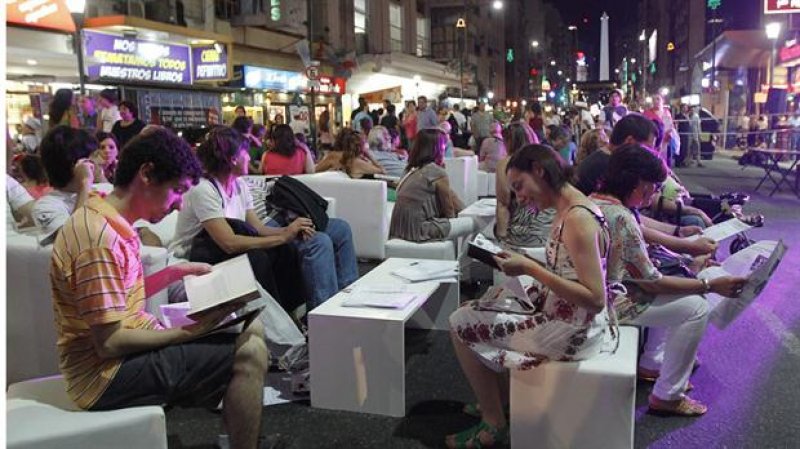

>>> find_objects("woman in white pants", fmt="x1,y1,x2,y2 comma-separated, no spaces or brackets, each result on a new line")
591,144,746,416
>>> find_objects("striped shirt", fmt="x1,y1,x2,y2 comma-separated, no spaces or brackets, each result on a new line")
50,193,161,409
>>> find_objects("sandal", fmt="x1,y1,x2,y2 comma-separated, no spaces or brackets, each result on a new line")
648,395,707,417
445,421,509,449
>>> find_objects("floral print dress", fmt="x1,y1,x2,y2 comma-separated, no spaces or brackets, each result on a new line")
449,206,617,372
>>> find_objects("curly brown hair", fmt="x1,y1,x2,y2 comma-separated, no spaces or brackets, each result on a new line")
332,128,364,176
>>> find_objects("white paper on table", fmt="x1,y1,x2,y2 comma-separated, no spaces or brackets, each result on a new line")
391,260,458,282
341,292,419,309
263,386,292,406
354,283,409,294
697,240,787,329
688,218,752,242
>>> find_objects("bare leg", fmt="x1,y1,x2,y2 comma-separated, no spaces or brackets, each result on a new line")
224,320,269,449
450,330,506,428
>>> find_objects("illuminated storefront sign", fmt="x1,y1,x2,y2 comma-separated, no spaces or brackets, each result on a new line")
84,30,191,84
765,0,800,14
6,0,76,33
317,76,346,94
192,44,228,81
243,66,307,90
779,43,800,64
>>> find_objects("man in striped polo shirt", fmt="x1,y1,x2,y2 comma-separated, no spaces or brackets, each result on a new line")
50,128,270,449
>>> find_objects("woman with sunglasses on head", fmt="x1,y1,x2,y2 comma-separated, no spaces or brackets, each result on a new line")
590,144,747,417
389,128,475,243
447,144,616,448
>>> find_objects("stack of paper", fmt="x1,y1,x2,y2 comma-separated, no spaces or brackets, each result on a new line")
341,284,419,309
391,260,458,282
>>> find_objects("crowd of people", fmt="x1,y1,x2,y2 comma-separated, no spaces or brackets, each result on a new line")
5,88,765,449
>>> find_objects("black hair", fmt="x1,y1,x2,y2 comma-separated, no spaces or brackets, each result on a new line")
548,125,570,142
99,89,118,104
387,104,396,114
506,144,574,192
407,128,446,171
271,124,297,156
194,126,247,177
40,126,97,188
231,116,254,135
118,100,138,119
95,131,118,147
597,144,667,202
360,117,373,134
19,154,48,185
48,89,74,126
609,113,657,146
234,105,246,113
114,127,202,188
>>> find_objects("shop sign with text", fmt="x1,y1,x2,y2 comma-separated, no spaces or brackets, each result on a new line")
84,30,191,84
192,45,228,81
779,43,800,64
315,76,346,94
243,66,306,91
765,0,800,14
6,0,76,33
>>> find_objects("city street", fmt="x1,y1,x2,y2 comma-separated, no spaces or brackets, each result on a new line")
164,152,799,448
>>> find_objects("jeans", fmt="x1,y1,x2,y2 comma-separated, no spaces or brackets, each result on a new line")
629,294,709,401
268,217,358,310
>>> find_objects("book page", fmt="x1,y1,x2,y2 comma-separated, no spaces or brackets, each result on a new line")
688,218,751,242
184,254,260,316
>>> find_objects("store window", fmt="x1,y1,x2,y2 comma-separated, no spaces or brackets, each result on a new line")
416,16,430,57
390,3,403,53
355,0,367,54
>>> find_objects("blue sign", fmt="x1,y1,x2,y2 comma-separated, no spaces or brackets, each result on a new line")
192,45,228,81
243,66,306,91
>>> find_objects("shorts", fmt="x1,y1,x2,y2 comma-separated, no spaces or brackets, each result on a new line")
90,333,238,411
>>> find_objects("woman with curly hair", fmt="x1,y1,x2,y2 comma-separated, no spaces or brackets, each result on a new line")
576,128,610,165
314,128,384,178
169,125,312,314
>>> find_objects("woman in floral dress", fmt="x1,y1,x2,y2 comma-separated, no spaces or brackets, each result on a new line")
447,144,617,448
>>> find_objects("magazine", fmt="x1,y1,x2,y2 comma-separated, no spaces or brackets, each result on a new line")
697,240,787,329
467,233,505,269
688,218,752,242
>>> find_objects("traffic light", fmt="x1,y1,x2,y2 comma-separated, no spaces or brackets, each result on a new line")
530,67,539,77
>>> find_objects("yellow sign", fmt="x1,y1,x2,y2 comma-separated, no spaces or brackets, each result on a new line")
456,18,466,28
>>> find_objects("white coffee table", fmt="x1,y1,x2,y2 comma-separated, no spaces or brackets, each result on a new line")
308,258,460,417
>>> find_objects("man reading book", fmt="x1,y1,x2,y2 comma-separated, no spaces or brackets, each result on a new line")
50,128,272,449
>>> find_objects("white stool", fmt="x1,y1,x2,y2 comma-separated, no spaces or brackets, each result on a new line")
7,375,168,449
510,326,639,449
385,238,456,260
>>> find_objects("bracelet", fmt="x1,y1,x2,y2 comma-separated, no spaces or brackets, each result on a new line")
700,278,711,294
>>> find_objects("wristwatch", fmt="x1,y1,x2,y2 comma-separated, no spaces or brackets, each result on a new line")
700,278,711,294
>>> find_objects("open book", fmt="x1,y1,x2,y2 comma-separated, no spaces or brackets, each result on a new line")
467,233,504,269
697,240,787,329
184,254,262,319
688,218,752,242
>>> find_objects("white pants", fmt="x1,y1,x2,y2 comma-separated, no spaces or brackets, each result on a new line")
627,293,709,401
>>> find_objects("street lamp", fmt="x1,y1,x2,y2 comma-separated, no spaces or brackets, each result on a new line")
550,60,556,66
766,22,782,87
66,0,87,95
531,40,539,48
492,1,503,10
487,91,495,99
567,25,577,31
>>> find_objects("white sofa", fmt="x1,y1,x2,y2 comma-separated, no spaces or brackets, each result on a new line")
476,170,497,198
444,155,479,206
6,231,170,385
7,375,167,449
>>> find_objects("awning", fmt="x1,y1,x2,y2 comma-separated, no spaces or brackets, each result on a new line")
695,30,771,70
83,15,233,44
348,52,459,100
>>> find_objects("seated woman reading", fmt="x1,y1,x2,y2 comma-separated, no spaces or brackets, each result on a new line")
447,144,616,448
389,128,475,242
591,144,746,416
495,121,554,247
169,126,313,314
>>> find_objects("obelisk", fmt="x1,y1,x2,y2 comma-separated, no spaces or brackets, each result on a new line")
600,12,609,81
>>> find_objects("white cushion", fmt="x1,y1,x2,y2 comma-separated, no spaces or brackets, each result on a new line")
385,238,456,260
445,156,479,206
510,326,639,449
7,376,167,449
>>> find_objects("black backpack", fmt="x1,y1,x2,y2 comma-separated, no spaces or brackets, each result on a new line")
266,176,329,232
